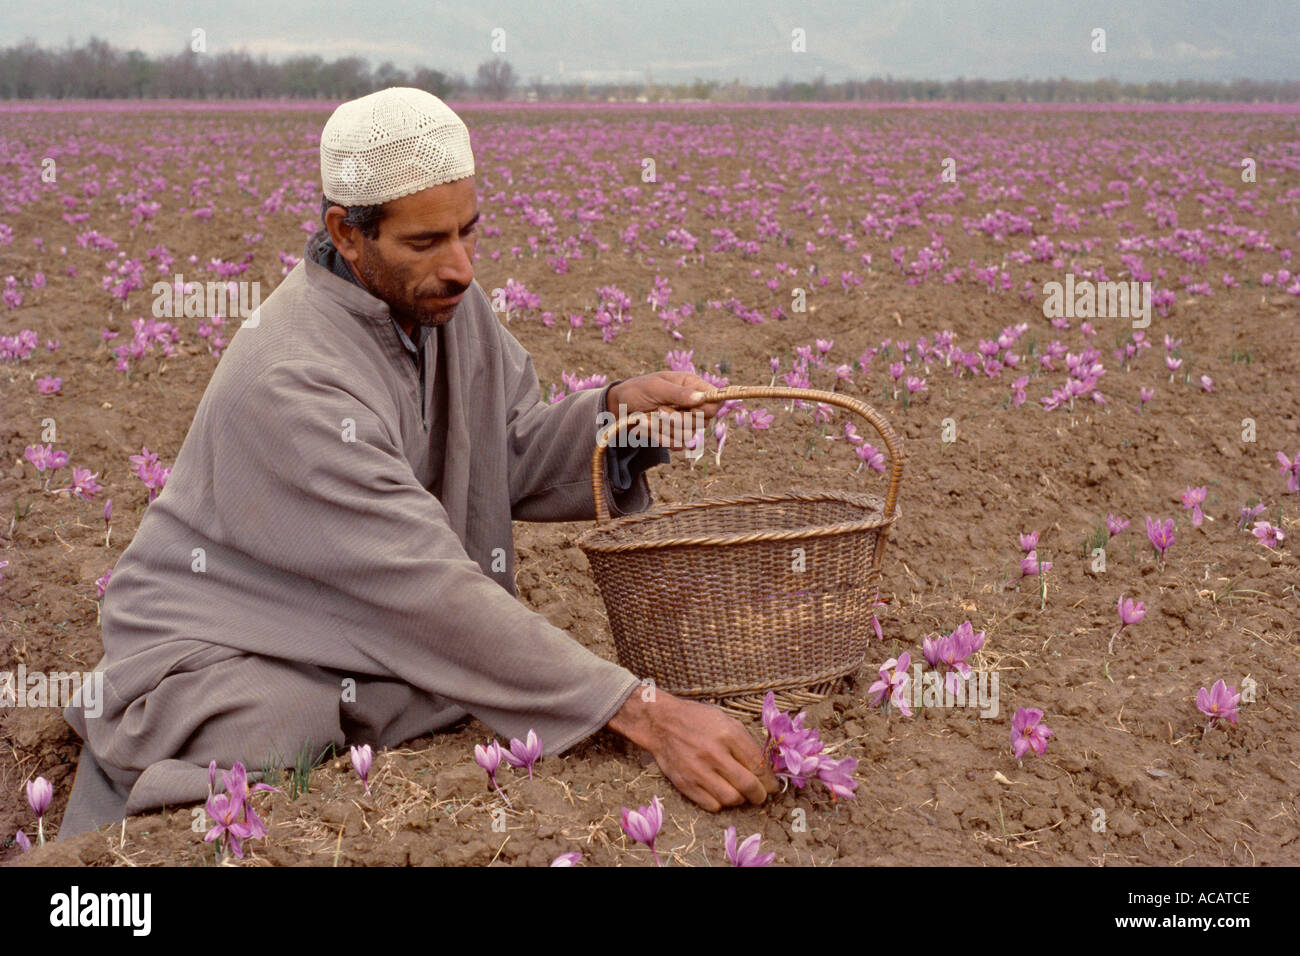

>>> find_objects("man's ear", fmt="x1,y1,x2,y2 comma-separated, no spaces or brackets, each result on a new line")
324,205,364,263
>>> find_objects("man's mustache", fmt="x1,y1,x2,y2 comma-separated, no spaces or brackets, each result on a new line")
422,282,469,299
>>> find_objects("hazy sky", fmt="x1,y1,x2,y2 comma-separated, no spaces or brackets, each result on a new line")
1,0,1296,85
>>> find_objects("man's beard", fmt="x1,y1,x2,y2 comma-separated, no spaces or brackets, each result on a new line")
353,242,467,329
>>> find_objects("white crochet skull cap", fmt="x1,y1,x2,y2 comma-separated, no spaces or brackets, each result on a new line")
320,87,475,206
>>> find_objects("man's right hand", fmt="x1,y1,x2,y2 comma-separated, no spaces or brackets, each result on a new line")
606,688,780,811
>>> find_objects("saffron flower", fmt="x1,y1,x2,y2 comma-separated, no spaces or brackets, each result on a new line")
37,375,61,395
924,621,984,694
1251,521,1285,549
1181,486,1207,527
1139,387,1154,409
1011,376,1028,407
760,692,858,799
1145,516,1175,559
1238,502,1266,530
1019,550,1051,577
1010,707,1053,759
815,755,860,803
129,445,171,501
474,740,512,805
475,740,503,781
1019,531,1039,552
503,728,543,779
1196,679,1241,732
724,827,776,867
550,851,582,867
854,442,885,473
1277,450,1300,493
15,830,31,852
1106,513,1129,536
26,776,53,818
350,743,373,793
1110,595,1146,653
95,568,112,599
868,652,912,716
749,407,774,430
205,791,254,859
620,795,664,866
24,444,68,487
59,466,102,502
203,761,278,859
26,776,53,846
1200,375,1214,392
870,593,887,640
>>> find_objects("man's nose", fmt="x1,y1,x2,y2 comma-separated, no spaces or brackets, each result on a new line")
440,238,474,289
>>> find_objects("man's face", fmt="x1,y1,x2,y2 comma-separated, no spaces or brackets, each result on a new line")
331,176,479,331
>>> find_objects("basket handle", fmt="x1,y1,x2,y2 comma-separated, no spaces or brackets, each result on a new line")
590,385,906,525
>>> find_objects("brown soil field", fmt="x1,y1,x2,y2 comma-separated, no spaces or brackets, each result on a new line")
2,104,1298,866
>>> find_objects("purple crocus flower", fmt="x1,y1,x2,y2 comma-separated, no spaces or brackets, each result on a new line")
724,826,776,867
204,761,278,856
1251,521,1285,549
868,652,912,716
855,442,886,473
921,634,944,668
1117,596,1146,626
1010,707,1053,759
350,743,373,793
620,795,664,866
1277,450,1300,493
815,755,859,803
60,466,102,501
204,791,254,859
26,776,52,819
1019,531,1039,552
1238,502,1267,529
37,375,61,395
1145,516,1176,558
1196,679,1241,731
550,851,583,867
1019,550,1051,576
27,776,54,843
15,830,31,852
503,729,543,779
1110,595,1146,653
474,740,504,783
1181,486,1208,527
1106,513,1129,536
474,740,513,805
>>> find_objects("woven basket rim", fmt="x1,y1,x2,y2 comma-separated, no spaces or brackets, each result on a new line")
576,488,900,553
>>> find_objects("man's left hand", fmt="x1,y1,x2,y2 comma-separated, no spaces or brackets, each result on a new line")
606,371,724,450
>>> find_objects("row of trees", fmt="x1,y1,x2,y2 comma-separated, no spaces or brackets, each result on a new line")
1,38,1296,102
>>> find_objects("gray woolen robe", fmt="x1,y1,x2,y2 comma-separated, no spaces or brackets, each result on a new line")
58,247,667,838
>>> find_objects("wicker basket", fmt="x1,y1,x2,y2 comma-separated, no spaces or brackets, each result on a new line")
576,385,904,718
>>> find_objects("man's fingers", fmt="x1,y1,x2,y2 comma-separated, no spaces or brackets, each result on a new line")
674,775,722,813
722,725,780,796
715,759,770,806
698,769,746,809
